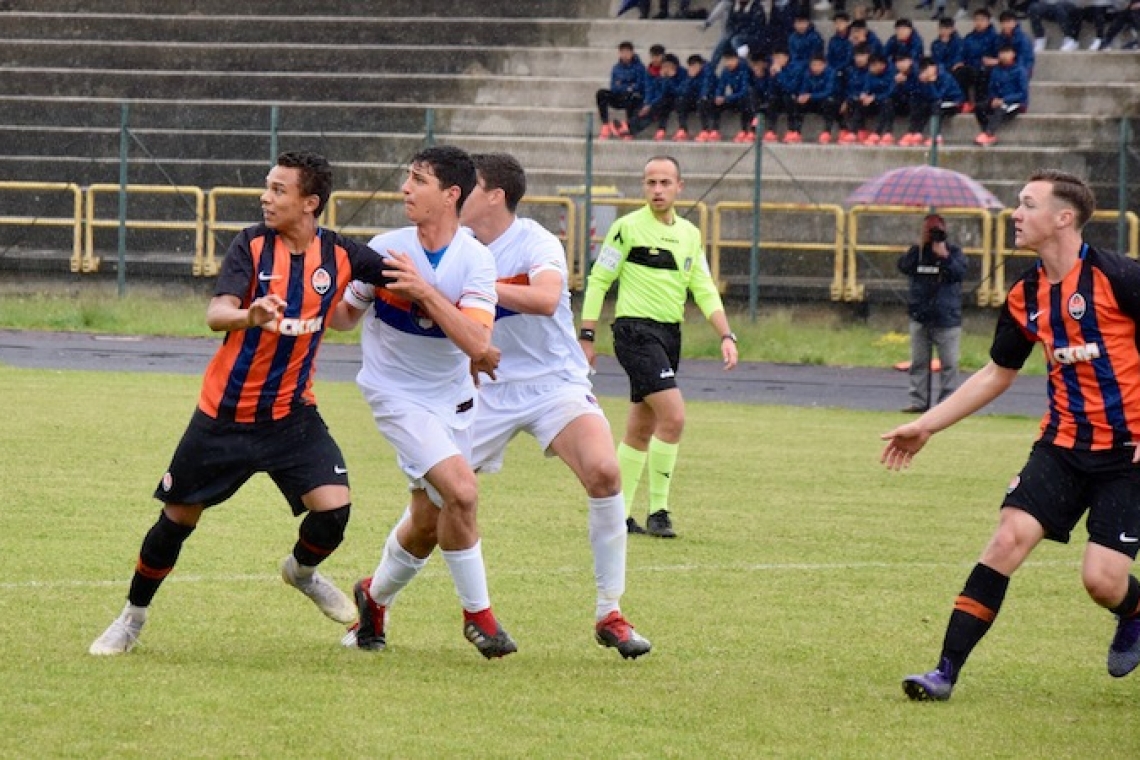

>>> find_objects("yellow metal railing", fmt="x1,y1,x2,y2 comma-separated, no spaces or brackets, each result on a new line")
0,181,84,272
712,202,846,301
990,209,1140,304
206,187,264,277
846,205,994,304
84,184,205,275
324,190,403,239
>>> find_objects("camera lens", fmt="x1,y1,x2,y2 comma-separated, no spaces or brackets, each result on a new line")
930,229,947,242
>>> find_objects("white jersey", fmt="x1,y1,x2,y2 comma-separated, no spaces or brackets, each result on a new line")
483,217,591,385
345,225,497,410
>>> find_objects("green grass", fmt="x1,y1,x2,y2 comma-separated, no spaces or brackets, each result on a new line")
0,365,1131,758
0,280,1043,374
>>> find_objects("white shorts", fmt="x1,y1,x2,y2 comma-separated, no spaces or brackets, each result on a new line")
470,380,607,474
363,390,476,507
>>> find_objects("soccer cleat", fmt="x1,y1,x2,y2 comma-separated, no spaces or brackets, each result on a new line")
733,130,750,143
706,129,722,142
782,130,802,144
879,133,895,146
626,516,647,534
616,122,632,141
672,128,690,142
837,130,857,144
960,102,974,114
1107,615,1140,677
1088,38,1103,51
817,131,832,144
280,555,357,625
762,130,779,143
862,133,881,146
595,611,652,659
599,123,613,140
902,659,955,701
89,605,147,656
654,128,667,142
923,135,944,147
463,610,518,659
856,130,870,142
1060,37,1079,52
898,132,921,146
978,132,998,146
1034,37,1047,53
350,577,388,651
646,509,677,538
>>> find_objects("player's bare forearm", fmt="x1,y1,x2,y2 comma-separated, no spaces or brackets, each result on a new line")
328,301,364,331
206,294,284,332
495,271,561,317
417,287,494,361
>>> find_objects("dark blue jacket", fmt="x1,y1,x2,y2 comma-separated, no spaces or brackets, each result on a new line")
798,67,836,101
986,61,1028,105
725,1,767,44
716,64,754,104
997,27,1035,73
845,63,870,100
646,69,689,107
855,30,886,57
931,33,964,70
789,24,825,65
609,54,648,97
681,64,715,100
962,25,999,69
863,67,895,101
916,66,964,105
884,31,925,63
770,60,805,98
751,71,772,105
898,242,967,327
890,64,921,103
827,31,853,72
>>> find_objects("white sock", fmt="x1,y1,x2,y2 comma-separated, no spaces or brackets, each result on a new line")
123,602,148,621
441,540,491,613
589,494,626,620
368,511,428,608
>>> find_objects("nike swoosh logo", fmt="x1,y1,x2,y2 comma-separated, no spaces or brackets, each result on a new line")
1121,533,1139,543
258,272,280,281
1028,311,1040,321
334,465,348,475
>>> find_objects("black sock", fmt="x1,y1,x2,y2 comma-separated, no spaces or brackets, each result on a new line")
293,505,350,567
127,511,195,607
939,563,1010,680
1110,575,1140,618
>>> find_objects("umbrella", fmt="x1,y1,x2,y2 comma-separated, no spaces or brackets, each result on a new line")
846,165,1004,209
616,0,641,16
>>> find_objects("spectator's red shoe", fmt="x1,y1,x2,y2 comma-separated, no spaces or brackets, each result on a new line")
782,130,802,143
672,128,690,142
817,131,832,144
856,130,870,142
976,132,998,146
862,133,880,145
706,129,722,141
599,123,614,140
922,135,944,147
733,130,750,143
837,130,857,144
653,128,666,141
879,133,895,146
762,130,779,143
960,102,975,114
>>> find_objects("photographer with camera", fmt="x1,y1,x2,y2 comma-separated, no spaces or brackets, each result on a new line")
897,213,968,413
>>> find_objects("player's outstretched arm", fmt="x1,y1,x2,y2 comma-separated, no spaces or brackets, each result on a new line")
496,270,562,317
328,301,365,331
880,361,1018,470
206,293,285,332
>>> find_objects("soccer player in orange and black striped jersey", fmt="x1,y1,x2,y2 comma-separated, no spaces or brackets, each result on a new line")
881,170,1140,700
89,151,392,656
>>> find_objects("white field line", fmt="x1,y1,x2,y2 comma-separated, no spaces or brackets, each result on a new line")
0,559,1079,591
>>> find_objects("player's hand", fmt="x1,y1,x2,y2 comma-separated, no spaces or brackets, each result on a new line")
470,344,501,386
722,339,738,370
382,251,431,302
248,294,286,328
879,422,933,471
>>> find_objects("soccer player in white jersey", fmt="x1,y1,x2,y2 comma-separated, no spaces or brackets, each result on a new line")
462,153,651,659
330,146,516,659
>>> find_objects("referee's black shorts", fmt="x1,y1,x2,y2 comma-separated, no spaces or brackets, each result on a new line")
1004,441,1140,559
154,405,350,516
612,317,682,403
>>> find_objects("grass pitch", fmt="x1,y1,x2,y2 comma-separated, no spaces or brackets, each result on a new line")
0,365,1134,759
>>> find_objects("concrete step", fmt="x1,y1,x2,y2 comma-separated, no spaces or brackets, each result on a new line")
0,0,613,17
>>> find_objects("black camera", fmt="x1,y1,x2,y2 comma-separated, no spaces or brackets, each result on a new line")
930,228,947,243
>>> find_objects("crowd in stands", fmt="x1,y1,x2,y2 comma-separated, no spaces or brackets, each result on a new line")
600,1,1139,147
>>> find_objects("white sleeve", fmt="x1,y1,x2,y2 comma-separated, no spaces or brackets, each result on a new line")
458,242,498,317
343,280,375,309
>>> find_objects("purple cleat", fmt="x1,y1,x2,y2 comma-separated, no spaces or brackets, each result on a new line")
1107,615,1140,678
902,658,956,701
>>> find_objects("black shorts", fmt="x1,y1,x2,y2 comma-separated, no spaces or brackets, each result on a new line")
155,406,349,516
612,317,682,403
1003,441,1140,558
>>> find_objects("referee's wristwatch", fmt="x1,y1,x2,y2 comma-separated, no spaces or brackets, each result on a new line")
721,332,738,344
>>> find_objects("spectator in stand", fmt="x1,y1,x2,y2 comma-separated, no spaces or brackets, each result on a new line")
931,17,965,73
814,0,848,15
855,52,896,145
789,53,840,143
1102,0,1140,49
677,54,716,141
705,48,755,142
900,56,964,146
707,0,768,70
646,44,668,77
838,43,873,143
974,43,1028,146
769,0,797,49
1028,0,1081,50
638,53,689,141
788,11,826,67
827,12,855,96
597,41,648,141
997,10,1036,74
870,0,895,22
884,18,926,63
958,7,1000,113
849,18,886,57
762,47,804,142
1077,0,1115,49
887,50,921,145
747,51,772,132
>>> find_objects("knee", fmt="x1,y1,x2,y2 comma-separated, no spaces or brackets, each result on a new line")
583,458,622,498
657,412,685,440
444,474,480,514
1082,565,1126,607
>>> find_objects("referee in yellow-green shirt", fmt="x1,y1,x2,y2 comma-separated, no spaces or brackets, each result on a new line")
579,155,738,538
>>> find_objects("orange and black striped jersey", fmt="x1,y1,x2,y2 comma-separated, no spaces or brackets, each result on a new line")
198,224,389,424
992,244,1140,450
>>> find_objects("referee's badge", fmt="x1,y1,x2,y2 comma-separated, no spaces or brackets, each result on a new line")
1067,292,1086,321
684,257,692,272
311,267,332,295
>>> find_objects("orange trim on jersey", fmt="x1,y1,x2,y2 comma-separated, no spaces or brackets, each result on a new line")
377,286,414,313
497,273,530,286
462,305,495,329
954,595,996,623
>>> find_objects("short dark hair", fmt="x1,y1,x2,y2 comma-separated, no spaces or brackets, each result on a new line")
811,53,827,63
687,53,705,65
919,56,937,69
471,152,526,213
850,18,868,29
276,150,332,217
938,17,955,28
869,53,887,65
974,7,992,18
618,40,634,50
998,10,1017,21
894,50,913,61
1029,170,1096,228
410,145,477,212
895,18,913,28
663,53,681,67
649,43,666,56
833,11,851,21
722,47,739,59
853,43,871,56
748,50,768,63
